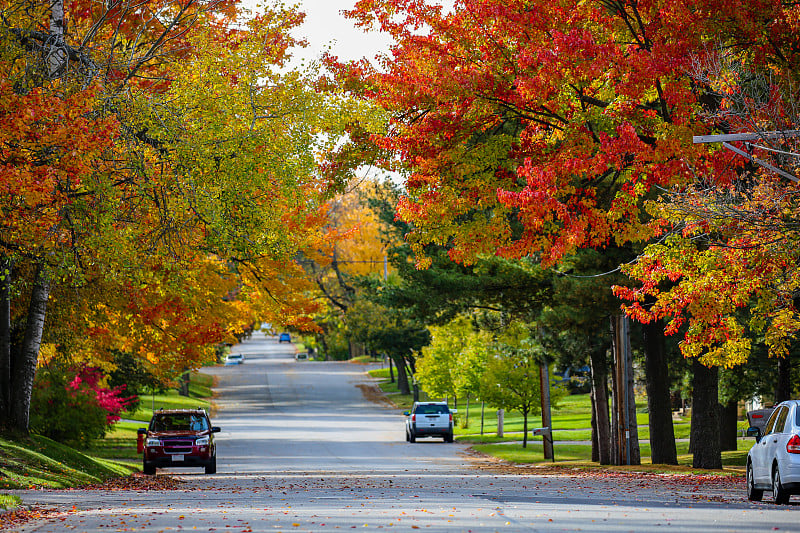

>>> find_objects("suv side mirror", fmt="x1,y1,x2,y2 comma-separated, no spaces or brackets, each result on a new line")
747,426,762,443
450,409,458,414
211,426,221,433
137,428,148,435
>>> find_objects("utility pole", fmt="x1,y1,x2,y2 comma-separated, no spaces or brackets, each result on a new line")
610,315,640,465
539,363,554,461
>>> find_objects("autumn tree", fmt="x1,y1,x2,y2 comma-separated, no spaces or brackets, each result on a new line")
0,0,363,434
341,0,748,464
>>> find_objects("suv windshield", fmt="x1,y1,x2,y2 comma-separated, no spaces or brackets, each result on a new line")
415,404,449,414
151,414,209,432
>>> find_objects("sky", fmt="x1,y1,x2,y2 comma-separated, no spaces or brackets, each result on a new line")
285,0,394,65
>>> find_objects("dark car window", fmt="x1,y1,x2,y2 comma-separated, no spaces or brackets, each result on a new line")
764,408,781,435
415,404,449,414
775,406,790,433
151,414,209,431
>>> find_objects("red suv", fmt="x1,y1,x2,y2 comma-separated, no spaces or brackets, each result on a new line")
138,408,220,475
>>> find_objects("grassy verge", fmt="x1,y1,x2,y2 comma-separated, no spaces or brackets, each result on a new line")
368,368,414,409
473,439,751,468
0,434,138,490
0,494,21,510
350,355,384,364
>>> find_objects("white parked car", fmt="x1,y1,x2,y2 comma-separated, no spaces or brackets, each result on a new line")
747,399,800,503
404,401,455,443
224,353,244,365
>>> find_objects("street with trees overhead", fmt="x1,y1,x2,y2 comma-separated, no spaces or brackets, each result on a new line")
4,0,800,529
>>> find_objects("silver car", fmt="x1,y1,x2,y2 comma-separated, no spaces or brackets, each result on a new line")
747,400,800,503
404,401,455,443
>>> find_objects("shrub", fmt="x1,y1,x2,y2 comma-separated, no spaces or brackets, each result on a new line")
30,366,133,446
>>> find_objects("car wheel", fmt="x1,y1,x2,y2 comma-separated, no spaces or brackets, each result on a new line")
773,465,790,504
405,429,410,442
142,461,156,476
445,432,454,443
408,431,416,443
205,456,217,475
747,461,763,502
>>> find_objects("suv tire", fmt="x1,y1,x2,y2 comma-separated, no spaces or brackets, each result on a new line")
408,431,416,443
205,456,217,475
143,461,156,476
444,431,454,443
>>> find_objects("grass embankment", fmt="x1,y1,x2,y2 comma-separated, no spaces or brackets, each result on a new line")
368,368,751,472
0,434,137,490
88,371,214,461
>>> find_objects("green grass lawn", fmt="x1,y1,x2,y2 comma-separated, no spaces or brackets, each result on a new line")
123,371,214,422
474,439,751,470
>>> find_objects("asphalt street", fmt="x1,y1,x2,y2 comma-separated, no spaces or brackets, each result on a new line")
5,329,799,532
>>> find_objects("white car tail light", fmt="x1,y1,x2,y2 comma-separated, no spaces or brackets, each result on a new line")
787,434,800,454
786,435,800,453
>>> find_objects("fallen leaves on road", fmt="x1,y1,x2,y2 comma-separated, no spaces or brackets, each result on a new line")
0,505,73,529
76,472,185,491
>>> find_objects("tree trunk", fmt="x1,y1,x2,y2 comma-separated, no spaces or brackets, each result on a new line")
690,359,722,469
0,256,10,429
590,387,599,462
642,319,678,464
178,370,190,397
522,408,528,448
590,345,611,465
718,400,739,452
391,354,410,395
9,264,50,433
776,356,791,403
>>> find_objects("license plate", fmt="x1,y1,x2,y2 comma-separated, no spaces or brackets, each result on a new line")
171,454,184,462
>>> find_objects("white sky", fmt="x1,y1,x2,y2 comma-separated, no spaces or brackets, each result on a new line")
285,1,394,66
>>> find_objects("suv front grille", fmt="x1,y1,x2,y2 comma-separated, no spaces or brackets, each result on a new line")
162,439,194,453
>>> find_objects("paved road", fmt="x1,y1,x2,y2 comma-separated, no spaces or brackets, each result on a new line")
6,329,800,532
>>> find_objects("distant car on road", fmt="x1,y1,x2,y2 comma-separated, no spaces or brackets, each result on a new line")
746,400,800,503
295,352,308,361
404,401,455,443
138,408,220,475
278,332,291,343
224,353,244,365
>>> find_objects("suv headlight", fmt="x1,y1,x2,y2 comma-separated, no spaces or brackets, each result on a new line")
146,437,161,447
195,436,210,446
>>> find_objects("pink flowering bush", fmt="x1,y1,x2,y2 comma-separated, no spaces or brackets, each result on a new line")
30,365,134,445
